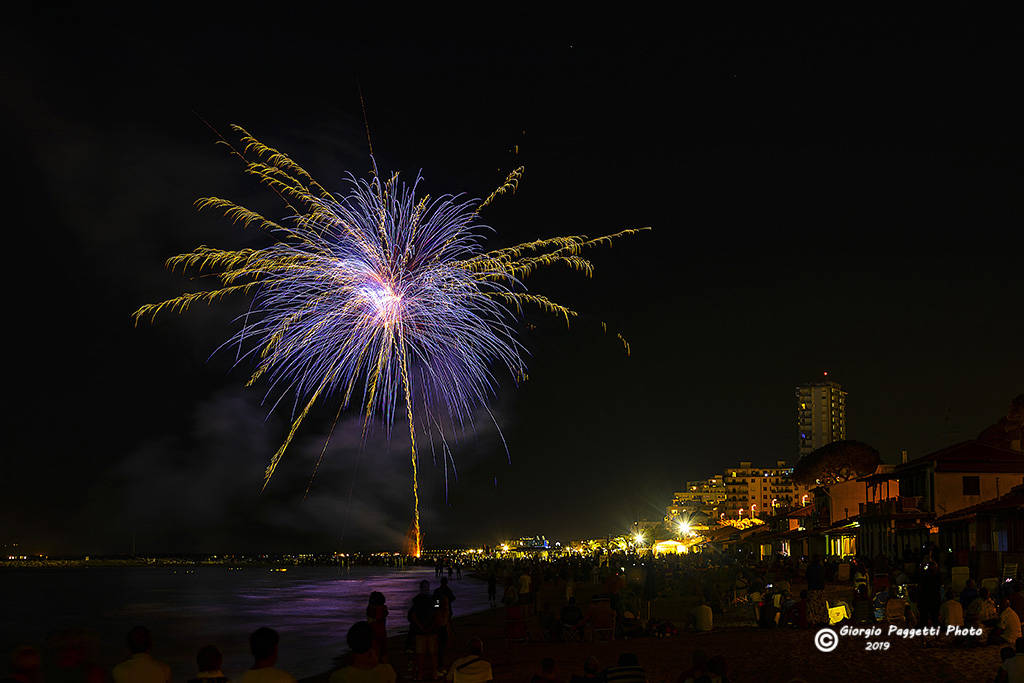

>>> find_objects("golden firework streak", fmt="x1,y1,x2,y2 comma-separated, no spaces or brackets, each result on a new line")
133,130,648,557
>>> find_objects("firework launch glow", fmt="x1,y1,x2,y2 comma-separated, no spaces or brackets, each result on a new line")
134,126,648,556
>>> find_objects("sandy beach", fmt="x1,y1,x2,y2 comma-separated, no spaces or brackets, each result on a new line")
302,578,1012,683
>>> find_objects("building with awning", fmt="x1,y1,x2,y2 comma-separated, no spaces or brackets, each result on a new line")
936,483,1024,579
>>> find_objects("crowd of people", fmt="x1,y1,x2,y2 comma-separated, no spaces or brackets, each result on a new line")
4,551,1024,683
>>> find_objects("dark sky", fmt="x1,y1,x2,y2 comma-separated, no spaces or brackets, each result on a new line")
3,11,1021,554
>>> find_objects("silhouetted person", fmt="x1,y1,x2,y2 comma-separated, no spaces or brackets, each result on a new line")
48,629,104,683
2,646,41,683
603,653,645,683
486,572,497,608
330,622,395,683
560,597,584,637
112,627,170,683
434,578,456,668
239,628,295,683
530,658,559,683
188,645,228,683
568,657,601,683
366,592,389,662
444,638,491,683
408,580,439,681
677,650,709,683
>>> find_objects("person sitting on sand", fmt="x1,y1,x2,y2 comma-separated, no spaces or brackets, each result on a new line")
959,579,979,612
113,626,171,683
569,657,602,683
708,655,730,683
989,599,1024,646
444,638,491,683
2,646,41,683
530,658,559,683
1011,582,1024,623
187,645,228,683
560,597,584,638
330,622,395,683
968,587,999,626
603,653,645,683
939,588,964,627
239,628,296,683
994,643,1020,683
851,584,873,624
691,598,713,632
677,650,709,683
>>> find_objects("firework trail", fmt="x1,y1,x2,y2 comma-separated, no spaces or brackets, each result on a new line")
134,126,647,556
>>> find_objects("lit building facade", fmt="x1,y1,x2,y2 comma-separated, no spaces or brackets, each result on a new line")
719,461,813,520
666,476,727,521
797,379,847,458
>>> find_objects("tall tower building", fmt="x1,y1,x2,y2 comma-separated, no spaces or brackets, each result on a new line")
797,377,847,458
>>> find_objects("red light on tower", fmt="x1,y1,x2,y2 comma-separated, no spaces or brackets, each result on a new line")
823,371,828,376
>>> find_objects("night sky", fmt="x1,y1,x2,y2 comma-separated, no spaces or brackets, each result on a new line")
4,12,1021,554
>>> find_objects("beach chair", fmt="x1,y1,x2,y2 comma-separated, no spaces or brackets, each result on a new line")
1002,562,1019,582
826,601,850,625
951,566,970,593
837,563,851,582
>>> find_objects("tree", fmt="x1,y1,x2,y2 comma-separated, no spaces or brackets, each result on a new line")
792,440,881,487
977,394,1024,452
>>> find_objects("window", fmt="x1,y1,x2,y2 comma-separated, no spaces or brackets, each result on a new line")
962,476,981,496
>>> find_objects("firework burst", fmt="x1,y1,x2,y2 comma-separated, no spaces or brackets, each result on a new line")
134,126,647,555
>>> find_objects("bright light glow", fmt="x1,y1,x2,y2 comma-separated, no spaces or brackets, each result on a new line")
634,532,645,545
677,520,692,536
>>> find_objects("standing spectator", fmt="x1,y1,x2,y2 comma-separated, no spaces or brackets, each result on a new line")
239,628,296,683
187,645,228,683
330,622,395,683
444,638,491,683
408,580,439,681
519,570,532,607
112,627,171,683
805,557,827,627
366,592,389,662
501,578,518,607
486,572,497,608
918,564,942,627
434,578,456,669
